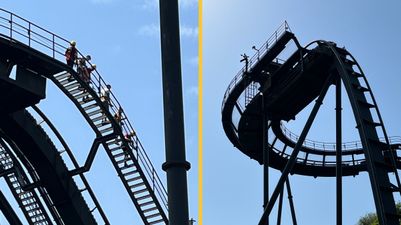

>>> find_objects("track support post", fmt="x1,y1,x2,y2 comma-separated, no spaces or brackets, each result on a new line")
335,75,342,225
258,76,332,225
159,1,191,224
262,93,269,218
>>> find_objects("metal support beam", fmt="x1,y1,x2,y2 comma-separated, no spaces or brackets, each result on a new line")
0,190,23,225
335,76,342,225
262,93,269,217
31,106,111,224
70,133,117,176
276,183,284,225
286,178,297,225
258,76,332,225
159,1,191,225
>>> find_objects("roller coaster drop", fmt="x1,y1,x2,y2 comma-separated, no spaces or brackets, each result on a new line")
221,22,401,225
0,8,180,225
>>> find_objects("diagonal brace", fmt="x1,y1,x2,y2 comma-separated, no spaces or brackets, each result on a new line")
258,75,332,225
70,133,117,176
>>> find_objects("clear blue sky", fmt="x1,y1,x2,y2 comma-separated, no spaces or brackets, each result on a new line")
0,1,198,224
204,1,401,225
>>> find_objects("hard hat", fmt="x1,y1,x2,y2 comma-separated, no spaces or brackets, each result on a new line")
70,40,76,46
92,64,97,69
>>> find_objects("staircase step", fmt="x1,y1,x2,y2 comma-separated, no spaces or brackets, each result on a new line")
24,201,38,208
352,83,369,92
116,157,130,165
64,82,81,91
106,138,122,145
343,58,356,65
74,91,91,100
363,119,382,127
83,103,100,111
133,188,148,195
136,194,151,201
59,78,75,86
27,207,40,214
142,206,158,213
110,145,122,152
126,176,142,183
149,218,165,225
146,212,161,220
87,109,102,117
130,182,145,189
139,201,154,208
123,169,138,177
78,97,94,105
351,71,363,78
357,100,375,109
69,88,84,96
114,151,128,159
54,72,70,80
100,126,114,134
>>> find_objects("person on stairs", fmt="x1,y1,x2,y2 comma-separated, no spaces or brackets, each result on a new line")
82,64,97,102
121,131,137,167
100,84,112,124
65,41,78,81
114,106,124,127
65,41,78,68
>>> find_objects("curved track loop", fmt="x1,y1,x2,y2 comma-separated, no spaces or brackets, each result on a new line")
221,28,401,177
222,26,401,224
0,138,54,225
0,8,167,225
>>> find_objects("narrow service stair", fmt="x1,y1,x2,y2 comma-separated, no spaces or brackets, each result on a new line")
52,71,168,225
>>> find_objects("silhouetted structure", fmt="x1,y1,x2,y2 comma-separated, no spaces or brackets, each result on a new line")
221,22,401,225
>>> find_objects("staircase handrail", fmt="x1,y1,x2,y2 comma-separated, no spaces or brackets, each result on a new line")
221,21,290,110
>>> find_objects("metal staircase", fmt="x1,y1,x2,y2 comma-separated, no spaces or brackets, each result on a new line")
0,8,169,225
0,143,53,225
330,45,401,224
52,71,168,225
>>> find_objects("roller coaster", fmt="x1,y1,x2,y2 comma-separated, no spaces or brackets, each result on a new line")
0,8,170,225
221,22,401,225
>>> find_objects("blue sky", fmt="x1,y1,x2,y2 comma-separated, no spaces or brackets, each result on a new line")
0,1,198,224
204,1,401,225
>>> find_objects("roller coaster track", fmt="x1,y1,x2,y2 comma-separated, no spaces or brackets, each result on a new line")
0,138,54,225
0,8,168,225
221,22,401,225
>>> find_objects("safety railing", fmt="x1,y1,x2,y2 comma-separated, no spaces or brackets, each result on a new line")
0,8,168,212
280,122,401,152
270,143,397,168
221,21,290,110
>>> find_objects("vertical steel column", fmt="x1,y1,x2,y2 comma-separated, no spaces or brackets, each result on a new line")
258,77,332,225
286,178,297,225
276,184,284,225
262,94,269,225
335,77,342,225
159,1,191,225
